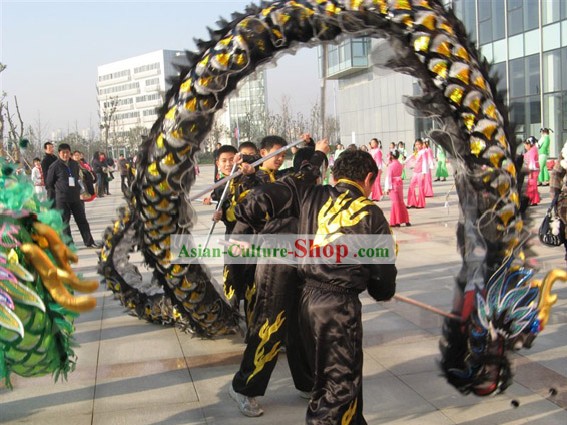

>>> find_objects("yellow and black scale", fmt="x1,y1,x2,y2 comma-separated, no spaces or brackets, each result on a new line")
98,0,563,389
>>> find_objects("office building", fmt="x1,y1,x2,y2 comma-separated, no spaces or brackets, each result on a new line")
97,50,187,146
324,0,567,156
97,50,266,152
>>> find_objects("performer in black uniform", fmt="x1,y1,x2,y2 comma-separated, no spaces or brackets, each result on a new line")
225,135,292,324
229,140,330,418
232,149,397,424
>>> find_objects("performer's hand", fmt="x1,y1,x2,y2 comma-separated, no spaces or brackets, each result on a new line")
228,239,250,256
315,138,330,154
240,162,255,175
234,153,243,164
212,210,222,222
203,196,212,205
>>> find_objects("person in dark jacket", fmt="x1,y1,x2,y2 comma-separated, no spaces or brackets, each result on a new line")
41,141,58,201
45,143,99,248
229,140,330,418
231,149,397,424
91,151,105,197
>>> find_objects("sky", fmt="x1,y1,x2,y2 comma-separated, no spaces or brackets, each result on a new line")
0,0,329,138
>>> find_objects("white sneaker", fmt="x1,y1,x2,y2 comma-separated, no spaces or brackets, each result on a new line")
229,385,264,417
299,390,312,400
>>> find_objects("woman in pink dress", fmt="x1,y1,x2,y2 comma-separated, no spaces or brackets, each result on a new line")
407,139,427,208
369,138,383,201
423,139,434,197
384,150,411,227
523,136,541,206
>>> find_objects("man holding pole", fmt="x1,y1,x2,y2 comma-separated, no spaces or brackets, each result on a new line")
228,137,330,418
228,149,397,423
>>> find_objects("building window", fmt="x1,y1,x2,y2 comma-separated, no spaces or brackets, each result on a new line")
508,34,524,60
528,95,541,131
136,93,161,102
526,54,540,95
145,78,160,86
104,98,133,108
134,62,160,74
524,29,541,56
99,82,139,95
542,0,561,25
479,0,504,44
115,111,140,120
491,62,507,95
509,54,539,98
142,109,158,117
544,92,562,133
453,0,477,44
543,50,561,93
543,22,561,51
509,58,526,98
508,0,539,36
98,69,130,82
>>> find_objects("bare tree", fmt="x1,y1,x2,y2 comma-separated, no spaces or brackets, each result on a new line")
99,96,118,154
32,112,50,149
0,63,6,158
324,115,340,144
206,120,230,151
5,96,25,163
123,126,149,154
282,96,295,141
309,101,322,139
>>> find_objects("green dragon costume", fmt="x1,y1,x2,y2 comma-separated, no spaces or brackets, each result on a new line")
0,160,98,387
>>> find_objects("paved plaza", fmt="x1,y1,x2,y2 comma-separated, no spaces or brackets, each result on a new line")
1,164,566,424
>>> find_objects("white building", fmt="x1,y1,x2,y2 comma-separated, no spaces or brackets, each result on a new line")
97,49,186,144
97,50,267,152
323,38,416,147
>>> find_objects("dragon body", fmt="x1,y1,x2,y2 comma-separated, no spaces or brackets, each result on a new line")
98,0,565,394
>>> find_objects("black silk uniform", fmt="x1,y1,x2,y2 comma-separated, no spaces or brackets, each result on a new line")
234,174,397,425
231,154,327,399
224,159,300,318
220,154,259,307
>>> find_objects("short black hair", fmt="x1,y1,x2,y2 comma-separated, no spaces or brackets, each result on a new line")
238,141,258,153
217,145,237,156
260,135,287,151
58,143,71,152
332,150,377,183
44,141,53,149
33,157,41,162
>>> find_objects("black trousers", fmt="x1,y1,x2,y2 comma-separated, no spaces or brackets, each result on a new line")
96,173,105,196
56,199,95,246
120,174,128,194
232,263,312,397
299,286,366,425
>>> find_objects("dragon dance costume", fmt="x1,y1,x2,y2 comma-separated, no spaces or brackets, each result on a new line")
96,0,566,405
232,150,327,398
232,158,397,424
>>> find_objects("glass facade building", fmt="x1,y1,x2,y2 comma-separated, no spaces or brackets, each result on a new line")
452,0,567,156
227,70,268,144
324,0,567,156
